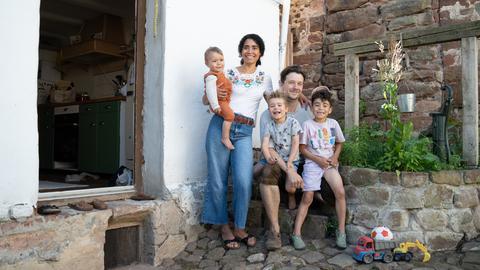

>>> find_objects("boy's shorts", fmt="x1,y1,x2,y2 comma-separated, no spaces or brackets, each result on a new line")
302,163,326,192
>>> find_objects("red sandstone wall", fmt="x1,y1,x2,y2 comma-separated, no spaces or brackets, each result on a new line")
291,0,480,131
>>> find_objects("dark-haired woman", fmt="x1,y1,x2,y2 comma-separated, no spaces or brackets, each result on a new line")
202,34,273,249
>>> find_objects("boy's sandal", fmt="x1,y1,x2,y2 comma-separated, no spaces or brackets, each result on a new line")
291,234,306,250
236,234,256,247
223,238,240,250
38,205,61,215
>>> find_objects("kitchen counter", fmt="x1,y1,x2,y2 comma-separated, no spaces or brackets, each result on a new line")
39,96,127,107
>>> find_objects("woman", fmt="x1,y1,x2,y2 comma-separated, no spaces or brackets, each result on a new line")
202,34,273,249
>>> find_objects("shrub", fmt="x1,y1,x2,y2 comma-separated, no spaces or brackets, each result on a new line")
339,39,462,172
340,124,384,168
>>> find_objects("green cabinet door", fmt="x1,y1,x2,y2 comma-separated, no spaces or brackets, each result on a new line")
97,111,120,173
78,101,120,174
38,107,54,169
78,104,98,172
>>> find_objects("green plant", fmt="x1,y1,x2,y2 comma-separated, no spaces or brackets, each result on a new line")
325,218,338,238
373,39,436,172
377,121,441,172
340,123,384,168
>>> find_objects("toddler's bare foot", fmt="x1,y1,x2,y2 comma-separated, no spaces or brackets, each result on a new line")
222,138,235,150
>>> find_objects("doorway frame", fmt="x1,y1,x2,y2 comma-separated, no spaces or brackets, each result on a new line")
39,0,146,202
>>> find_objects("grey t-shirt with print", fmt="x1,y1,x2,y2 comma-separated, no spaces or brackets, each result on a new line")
264,116,303,163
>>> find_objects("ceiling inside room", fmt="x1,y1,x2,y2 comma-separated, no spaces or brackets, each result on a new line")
39,0,135,50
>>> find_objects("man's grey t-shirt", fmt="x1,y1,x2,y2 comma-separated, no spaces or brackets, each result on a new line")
259,103,312,138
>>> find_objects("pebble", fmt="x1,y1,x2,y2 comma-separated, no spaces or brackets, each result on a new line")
247,253,266,263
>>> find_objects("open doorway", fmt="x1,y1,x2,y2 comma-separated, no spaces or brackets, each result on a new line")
37,0,138,193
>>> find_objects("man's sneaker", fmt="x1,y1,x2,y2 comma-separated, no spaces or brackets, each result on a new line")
336,230,347,249
265,230,282,251
291,234,306,250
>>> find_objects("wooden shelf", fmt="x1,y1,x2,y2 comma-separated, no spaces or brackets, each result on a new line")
60,40,124,64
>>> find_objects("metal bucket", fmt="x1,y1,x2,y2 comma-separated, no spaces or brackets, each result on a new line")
398,93,415,113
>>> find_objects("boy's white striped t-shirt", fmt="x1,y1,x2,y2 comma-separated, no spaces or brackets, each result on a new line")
300,118,345,164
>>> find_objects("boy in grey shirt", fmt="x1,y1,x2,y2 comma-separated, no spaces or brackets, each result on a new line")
262,91,303,212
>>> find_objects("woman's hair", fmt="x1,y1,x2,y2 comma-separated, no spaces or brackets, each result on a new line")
311,87,333,106
280,65,306,83
204,46,223,62
238,33,265,66
267,90,287,104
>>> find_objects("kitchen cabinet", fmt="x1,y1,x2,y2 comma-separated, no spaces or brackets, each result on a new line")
38,107,54,169
79,101,120,173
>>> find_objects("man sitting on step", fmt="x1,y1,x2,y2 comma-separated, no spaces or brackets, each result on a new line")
255,65,313,251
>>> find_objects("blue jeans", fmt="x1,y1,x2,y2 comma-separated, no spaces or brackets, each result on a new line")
202,114,253,229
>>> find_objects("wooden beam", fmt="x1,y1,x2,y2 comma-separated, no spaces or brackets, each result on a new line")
334,21,480,56
344,54,360,130
134,0,146,193
461,37,479,168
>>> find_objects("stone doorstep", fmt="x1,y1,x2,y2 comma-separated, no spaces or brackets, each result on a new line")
0,198,195,269
247,199,330,240
0,199,161,238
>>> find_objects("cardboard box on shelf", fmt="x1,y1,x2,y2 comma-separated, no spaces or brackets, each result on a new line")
50,80,76,103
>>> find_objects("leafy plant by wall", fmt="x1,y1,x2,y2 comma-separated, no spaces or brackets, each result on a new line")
340,39,462,172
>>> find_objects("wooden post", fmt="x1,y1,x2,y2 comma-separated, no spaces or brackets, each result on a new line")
345,53,360,131
461,37,479,168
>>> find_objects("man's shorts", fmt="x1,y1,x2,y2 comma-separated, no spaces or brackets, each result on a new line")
257,159,302,186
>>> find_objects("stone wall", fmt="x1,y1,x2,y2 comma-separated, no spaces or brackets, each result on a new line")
0,199,204,269
291,0,480,131
340,166,480,251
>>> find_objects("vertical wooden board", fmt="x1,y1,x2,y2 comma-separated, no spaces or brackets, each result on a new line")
345,53,360,131
461,37,479,167
134,0,146,192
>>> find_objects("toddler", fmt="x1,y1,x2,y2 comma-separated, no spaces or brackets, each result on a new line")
204,47,234,150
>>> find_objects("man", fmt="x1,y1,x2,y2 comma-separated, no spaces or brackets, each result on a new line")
255,65,312,250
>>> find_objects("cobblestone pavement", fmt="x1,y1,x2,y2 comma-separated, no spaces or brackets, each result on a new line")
116,229,480,270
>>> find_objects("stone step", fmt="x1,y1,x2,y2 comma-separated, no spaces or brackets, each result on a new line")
247,200,330,240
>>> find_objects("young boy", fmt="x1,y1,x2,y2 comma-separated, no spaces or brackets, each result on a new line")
262,91,303,213
204,47,234,150
291,89,347,250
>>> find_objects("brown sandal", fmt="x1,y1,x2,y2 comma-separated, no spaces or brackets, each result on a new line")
236,234,256,247
91,199,108,210
68,201,93,211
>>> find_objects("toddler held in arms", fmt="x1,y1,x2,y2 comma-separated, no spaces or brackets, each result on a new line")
204,47,234,150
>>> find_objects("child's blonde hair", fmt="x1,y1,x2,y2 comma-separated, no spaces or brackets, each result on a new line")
204,46,223,63
267,91,287,104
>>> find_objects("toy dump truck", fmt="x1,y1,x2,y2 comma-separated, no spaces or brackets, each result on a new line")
353,236,431,264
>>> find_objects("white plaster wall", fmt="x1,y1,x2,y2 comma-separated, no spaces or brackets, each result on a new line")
0,1,40,219
162,0,280,189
